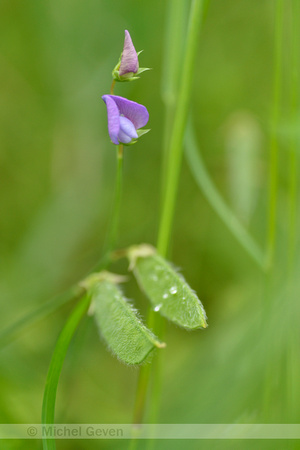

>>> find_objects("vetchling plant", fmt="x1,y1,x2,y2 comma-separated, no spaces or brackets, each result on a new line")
82,30,207,365
40,22,207,449
92,31,207,365
1,1,298,446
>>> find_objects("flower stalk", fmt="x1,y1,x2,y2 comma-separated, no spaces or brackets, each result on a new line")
110,79,116,95
102,144,124,259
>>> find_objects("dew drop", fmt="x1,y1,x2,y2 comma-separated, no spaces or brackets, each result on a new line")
154,304,162,312
163,293,168,299
169,286,177,294
151,274,158,281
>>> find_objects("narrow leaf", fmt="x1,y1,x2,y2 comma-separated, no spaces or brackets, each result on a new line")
129,245,207,330
92,281,164,365
42,295,90,450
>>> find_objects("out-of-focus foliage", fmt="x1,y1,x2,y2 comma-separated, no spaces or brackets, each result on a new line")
0,0,299,449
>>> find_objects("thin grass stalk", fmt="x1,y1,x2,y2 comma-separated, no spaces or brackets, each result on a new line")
262,0,284,420
266,0,283,270
287,0,299,273
285,0,300,425
131,0,206,433
157,0,206,258
42,295,90,450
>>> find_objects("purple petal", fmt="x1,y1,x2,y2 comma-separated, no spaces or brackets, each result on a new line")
119,30,139,76
117,129,133,144
102,95,120,145
119,116,138,139
109,95,149,130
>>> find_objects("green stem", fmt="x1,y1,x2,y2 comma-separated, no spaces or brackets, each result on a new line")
132,364,151,426
42,295,90,450
266,0,283,270
262,0,284,420
131,0,206,431
157,0,205,257
100,144,124,268
110,79,116,95
286,0,299,425
160,0,188,195
288,0,299,273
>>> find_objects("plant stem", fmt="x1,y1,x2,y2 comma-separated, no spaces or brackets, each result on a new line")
262,0,284,421
266,0,283,270
160,0,189,195
131,0,206,431
101,144,124,266
110,79,116,95
157,0,205,257
286,0,299,425
132,364,151,425
42,295,90,450
288,0,299,273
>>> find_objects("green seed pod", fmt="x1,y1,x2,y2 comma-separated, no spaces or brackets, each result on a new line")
128,245,208,330
89,276,165,365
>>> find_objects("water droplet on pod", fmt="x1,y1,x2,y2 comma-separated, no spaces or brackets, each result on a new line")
169,286,177,294
154,304,162,312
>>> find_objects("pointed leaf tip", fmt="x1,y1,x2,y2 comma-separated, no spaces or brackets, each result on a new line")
129,245,208,330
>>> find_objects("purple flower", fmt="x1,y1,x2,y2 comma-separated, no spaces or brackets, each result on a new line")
102,95,149,145
119,30,139,76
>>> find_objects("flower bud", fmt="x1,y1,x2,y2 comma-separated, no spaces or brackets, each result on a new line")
112,30,150,82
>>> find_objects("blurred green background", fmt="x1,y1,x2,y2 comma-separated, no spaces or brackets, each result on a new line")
1,0,299,449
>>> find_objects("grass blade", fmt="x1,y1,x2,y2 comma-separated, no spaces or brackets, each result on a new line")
42,295,90,450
